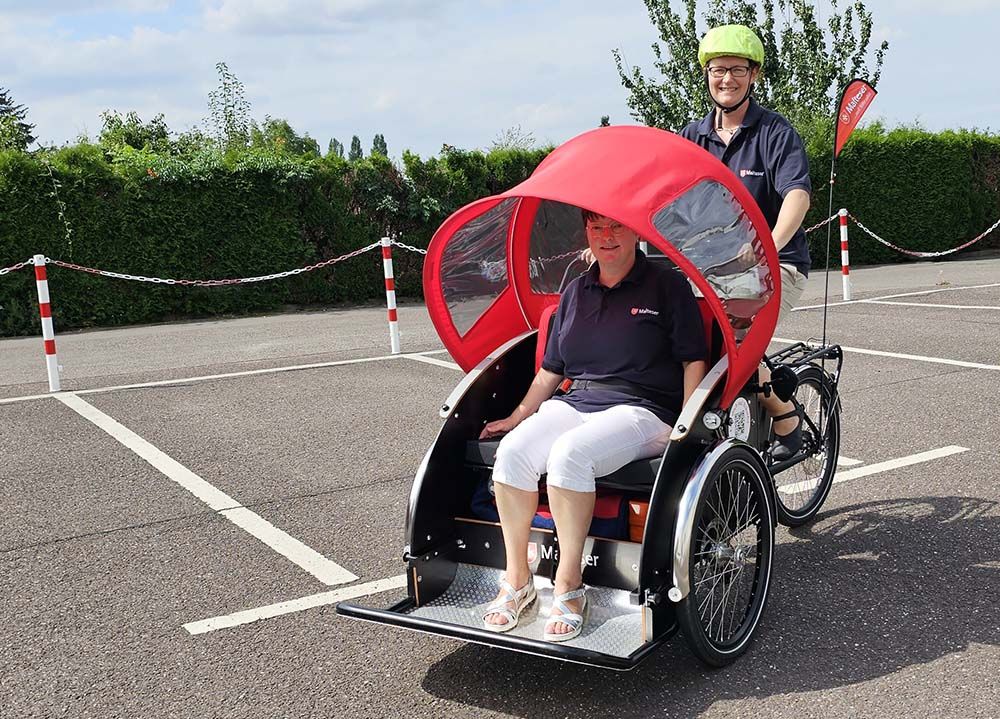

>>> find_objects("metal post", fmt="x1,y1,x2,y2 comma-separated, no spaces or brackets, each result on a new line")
380,237,401,354
32,254,61,392
839,209,851,301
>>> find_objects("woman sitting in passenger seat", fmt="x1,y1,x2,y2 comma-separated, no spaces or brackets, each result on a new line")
479,211,708,642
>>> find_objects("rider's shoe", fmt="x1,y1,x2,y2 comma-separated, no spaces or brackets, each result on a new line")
770,408,803,462
543,586,588,643
482,576,536,632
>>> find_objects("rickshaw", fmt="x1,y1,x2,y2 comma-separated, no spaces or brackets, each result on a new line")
338,126,842,669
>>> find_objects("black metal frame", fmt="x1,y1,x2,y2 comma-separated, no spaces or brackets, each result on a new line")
337,333,840,669
337,598,670,671
767,341,844,379
763,342,843,475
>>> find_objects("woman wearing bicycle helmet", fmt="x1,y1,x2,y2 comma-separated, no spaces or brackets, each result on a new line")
679,24,812,460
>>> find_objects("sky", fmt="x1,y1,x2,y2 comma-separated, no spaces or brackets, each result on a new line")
1,0,997,158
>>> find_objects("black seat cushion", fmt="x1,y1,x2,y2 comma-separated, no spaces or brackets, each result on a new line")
466,439,660,490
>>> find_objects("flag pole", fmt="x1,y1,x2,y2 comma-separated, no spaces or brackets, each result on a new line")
821,129,838,348
821,78,877,348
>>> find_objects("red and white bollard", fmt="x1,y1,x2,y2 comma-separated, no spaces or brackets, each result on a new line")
32,254,61,392
839,208,852,301
380,237,401,354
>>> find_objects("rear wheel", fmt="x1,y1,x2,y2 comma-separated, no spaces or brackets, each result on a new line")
770,365,840,527
676,446,775,667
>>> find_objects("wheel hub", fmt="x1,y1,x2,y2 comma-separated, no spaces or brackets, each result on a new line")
709,542,753,568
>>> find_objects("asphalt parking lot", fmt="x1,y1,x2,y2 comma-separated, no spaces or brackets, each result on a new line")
2,256,999,718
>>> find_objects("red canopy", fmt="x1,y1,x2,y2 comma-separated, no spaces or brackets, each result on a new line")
423,126,781,409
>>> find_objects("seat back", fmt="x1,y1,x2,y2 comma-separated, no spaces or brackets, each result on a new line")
535,302,560,372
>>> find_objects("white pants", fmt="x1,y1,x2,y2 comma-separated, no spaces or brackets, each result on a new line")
492,399,672,494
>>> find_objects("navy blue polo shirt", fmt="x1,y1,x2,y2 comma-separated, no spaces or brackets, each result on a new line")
540,250,708,426
679,99,812,276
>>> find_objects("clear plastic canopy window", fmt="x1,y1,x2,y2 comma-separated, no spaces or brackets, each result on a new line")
652,179,774,338
527,200,588,294
441,198,517,336
440,180,773,342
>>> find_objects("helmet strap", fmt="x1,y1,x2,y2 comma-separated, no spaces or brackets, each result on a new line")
705,74,754,122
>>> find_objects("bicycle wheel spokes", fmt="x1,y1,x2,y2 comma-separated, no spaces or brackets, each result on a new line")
693,468,763,645
773,379,829,512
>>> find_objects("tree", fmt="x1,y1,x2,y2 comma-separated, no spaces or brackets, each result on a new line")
613,0,888,131
328,138,344,158
349,135,363,161
174,127,213,156
207,61,252,151
0,88,35,151
371,133,388,156
99,110,171,152
490,125,535,152
250,116,320,156
599,115,611,127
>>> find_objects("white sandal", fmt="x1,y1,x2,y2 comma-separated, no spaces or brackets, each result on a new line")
543,586,588,642
482,577,536,633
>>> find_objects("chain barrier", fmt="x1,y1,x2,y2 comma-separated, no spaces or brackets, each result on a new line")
802,214,838,234
848,213,1000,258
7,211,1000,286
3,239,424,287
0,258,34,276
41,242,382,286
537,248,585,264
390,239,428,255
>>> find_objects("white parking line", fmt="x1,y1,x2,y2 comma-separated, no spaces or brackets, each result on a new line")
779,445,969,495
0,349,452,405
837,455,862,467
0,391,51,404
773,338,1000,372
183,574,408,635
179,452,902,635
793,281,1000,311
864,300,1000,311
55,392,358,586
403,353,461,370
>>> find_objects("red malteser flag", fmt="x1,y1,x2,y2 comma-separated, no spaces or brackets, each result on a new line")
835,79,877,157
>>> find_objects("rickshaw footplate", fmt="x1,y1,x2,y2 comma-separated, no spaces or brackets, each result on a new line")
410,563,647,659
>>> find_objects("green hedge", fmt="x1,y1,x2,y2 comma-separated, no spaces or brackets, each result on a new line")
0,131,997,337
804,125,1000,267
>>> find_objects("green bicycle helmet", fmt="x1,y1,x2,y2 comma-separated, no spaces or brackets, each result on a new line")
698,24,765,67
698,25,764,115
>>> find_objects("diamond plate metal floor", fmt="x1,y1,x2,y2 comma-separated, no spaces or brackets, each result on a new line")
405,563,648,658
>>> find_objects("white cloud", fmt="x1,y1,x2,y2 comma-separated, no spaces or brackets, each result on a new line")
0,0,172,17
2,0,998,155
881,0,997,14
372,90,396,112
200,0,455,36
871,23,906,44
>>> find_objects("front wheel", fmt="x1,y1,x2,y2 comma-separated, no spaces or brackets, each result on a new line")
676,445,776,667
771,364,841,527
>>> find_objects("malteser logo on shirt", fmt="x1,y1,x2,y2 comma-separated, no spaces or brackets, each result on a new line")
740,169,765,177
631,307,659,316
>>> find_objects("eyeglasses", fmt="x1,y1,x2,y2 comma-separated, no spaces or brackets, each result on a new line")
706,65,752,79
587,222,629,237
